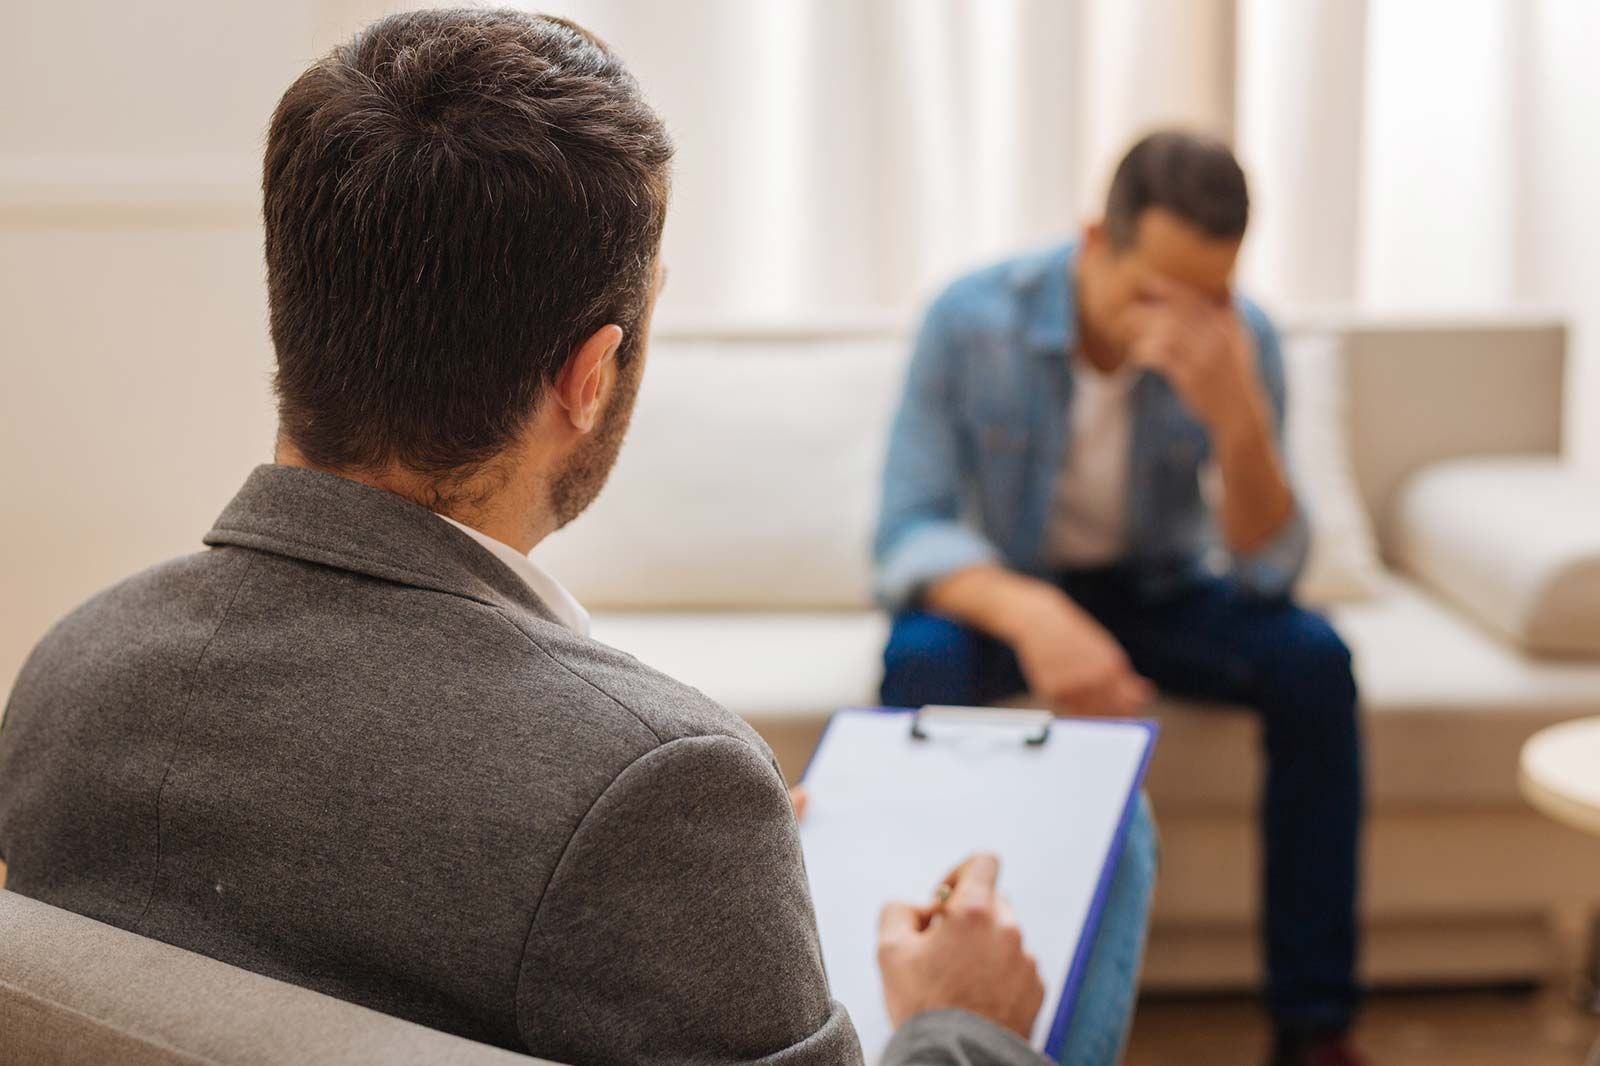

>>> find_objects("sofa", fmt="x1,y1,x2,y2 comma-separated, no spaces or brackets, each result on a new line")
537,310,1600,990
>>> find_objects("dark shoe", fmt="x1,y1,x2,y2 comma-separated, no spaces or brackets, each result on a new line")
1269,1031,1367,1066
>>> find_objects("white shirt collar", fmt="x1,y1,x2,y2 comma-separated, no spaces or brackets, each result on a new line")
432,513,591,636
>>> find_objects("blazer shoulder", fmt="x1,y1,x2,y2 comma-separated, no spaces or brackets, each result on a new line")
490,611,777,764
8,548,249,701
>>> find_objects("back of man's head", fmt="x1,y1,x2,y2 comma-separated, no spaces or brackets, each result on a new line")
264,9,672,486
1103,130,1248,250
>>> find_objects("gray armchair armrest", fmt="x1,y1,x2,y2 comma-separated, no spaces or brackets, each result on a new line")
883,1010,1055,1066
0,890,538,1066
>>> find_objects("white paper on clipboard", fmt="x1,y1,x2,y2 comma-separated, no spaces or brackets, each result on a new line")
797,706,1155,1062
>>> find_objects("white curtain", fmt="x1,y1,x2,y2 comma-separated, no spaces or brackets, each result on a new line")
521,0,1599,465
1236,0,1600,466
529,0,1230,318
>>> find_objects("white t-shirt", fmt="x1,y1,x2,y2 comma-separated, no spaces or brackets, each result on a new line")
433,512,591,636
1044,352,1137,569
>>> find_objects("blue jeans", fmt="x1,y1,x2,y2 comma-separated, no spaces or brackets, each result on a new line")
881,569,1363,1043
1054,792,1157,1065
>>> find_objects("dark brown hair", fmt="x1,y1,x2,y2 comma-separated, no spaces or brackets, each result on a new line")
1104,130,1248,249
264,8,672,479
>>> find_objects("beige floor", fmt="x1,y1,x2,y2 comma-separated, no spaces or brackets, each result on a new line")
1125,988,1598,1065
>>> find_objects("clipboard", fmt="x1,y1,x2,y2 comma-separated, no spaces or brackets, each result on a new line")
797,706,1157,1061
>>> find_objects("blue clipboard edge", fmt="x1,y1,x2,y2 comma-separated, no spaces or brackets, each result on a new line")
796,705,1160,1059
1042,714,1158,1058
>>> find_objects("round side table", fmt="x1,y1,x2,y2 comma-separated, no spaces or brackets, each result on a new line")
1522,718,1600,836
1520,717,1600,1064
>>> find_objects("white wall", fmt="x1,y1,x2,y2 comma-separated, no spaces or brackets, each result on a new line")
0,2,371,695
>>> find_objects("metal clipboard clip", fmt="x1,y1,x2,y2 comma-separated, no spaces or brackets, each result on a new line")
908,705,1053,747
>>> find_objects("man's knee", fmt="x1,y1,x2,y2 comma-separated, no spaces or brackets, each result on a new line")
880,612,981,707
1263,608,1359,733
884,612,979,670
1291,613,1355,695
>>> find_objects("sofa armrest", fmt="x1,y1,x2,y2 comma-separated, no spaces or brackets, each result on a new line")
1391,457,1600,657
1330,316,1565,554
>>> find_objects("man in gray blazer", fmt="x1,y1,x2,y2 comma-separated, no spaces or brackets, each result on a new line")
0,9,1060,1066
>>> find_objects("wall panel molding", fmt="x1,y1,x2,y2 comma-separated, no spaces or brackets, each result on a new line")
0,156,261,225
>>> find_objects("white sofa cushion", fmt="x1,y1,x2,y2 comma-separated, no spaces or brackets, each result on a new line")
590,576,1600,806
591,578,1600,726
1335,574,1600,717
1282,332,1386,605
543,328,1386,611
535,336,902,610
1392,456,1600,656
590,611,889,720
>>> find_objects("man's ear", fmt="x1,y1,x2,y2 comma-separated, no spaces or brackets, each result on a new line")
1083,220,1108,254
553,324,624,433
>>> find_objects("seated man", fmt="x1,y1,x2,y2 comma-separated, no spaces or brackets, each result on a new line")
874,131,1365,1066
0,10,1143,1066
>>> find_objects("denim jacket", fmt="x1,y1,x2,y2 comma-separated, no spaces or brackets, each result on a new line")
872,242,1308,611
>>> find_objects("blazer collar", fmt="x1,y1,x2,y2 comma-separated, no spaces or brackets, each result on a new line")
204,464,561,626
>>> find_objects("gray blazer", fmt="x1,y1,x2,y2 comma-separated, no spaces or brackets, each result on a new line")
0,465,1047,1066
